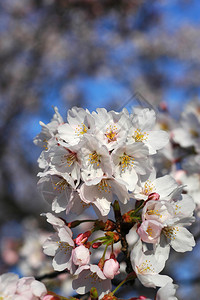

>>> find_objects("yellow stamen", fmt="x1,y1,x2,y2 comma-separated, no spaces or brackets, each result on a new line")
97,179,111,193
143,180,155,195
43,139,48,150
88,151,101,167
147,209,162,218
75,123,88,136
162,226,179,240
133,129,149,142
120,153,134,172
137,260,155,274
57,241,72,254
65,152,77,167
146,226,153,237
105,124,118,143
85,272,102,284
53,178,68,193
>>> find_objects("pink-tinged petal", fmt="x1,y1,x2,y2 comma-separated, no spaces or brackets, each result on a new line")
137,220,163,244
31,280,47,297
103,259,120,279
72,245,90,266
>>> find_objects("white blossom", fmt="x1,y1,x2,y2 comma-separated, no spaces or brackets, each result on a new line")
72,264,111,298
58,107,95,146
130,240,171,288
127,108,169,155
111,142,152,191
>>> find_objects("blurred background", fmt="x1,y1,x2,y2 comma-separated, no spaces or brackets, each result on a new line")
0,0,200,299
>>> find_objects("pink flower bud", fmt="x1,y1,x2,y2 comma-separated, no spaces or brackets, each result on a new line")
72,245,90,266
42,296,58,300
147,192,160,201
75,231,91,245
92,242,102,249
103,258,120,279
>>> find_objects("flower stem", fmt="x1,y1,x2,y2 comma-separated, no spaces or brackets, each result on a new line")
102,243,109,260
111,278,127,295
111,272,136,295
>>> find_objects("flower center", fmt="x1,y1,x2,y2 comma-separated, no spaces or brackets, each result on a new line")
75,123,88,136
120,153,134,172
64,152,77,167
142,180,155,195
57,241,72,254
85,272,102,284
146,226,153,237
133,129,149,142
146,209,162,218
162,226,179,240
174,204,181,215
98,179,111,193
137,260,155,274
105,124,118,143
53,178,69,192
88,151,101,167
43,138,48,150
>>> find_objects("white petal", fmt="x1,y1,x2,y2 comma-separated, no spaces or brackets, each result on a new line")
138,273,173,288
31,280,47,297
145,131,169,154
170,227,195,252
156,283,178,300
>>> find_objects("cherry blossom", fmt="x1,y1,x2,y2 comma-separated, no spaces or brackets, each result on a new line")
48,141,82,185
134,172,179,201
80,136,113,182
111,142,151,191
0,273,47,300
92,108,131,150
38,173,77,214
130,240,172,288
79,175,129,217
72,264,112,298
34,106,64,150
172,110,200,151
43,214,75,273
137,220,163,244
127,108,169,155
58,107,95,146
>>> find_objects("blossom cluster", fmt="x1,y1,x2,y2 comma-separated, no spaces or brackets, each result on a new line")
0,272,47,300
1,105,197,300
34,106,195,298
35,106,169,218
